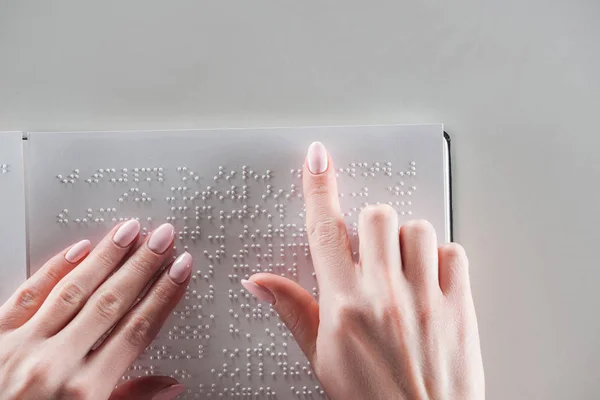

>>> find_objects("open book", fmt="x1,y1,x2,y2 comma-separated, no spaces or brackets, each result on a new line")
1,124,451,397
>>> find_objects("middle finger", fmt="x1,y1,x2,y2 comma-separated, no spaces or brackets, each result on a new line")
358,204,403,287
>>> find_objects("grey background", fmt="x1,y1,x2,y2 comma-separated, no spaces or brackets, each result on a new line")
0,132,27,304
1,1,599,399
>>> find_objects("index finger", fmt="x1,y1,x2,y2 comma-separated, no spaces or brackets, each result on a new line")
303,142,355,293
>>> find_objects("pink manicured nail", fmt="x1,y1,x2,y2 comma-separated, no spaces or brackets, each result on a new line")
169,252,192,284
65,240,91,263
148,223,175,254
113,220,140,248
307,142,328,174
152,384,185,400
241,279,275,304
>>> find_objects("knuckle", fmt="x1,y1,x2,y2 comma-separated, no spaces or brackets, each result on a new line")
60,381,89,400
14,286,42,312
331,300,367,334
42,263,63,283
361,204,397,226
416,303,438,333
374,299,403,325
21,358,56,393
91,248,118,272
124,314,154,348
306,178,330,200
277,304,302,335
128,251,161,278
309,218,347,248
286,313,302,337
94,291,123,321
403,219,434,236
57,281,87,309
441,243,468,264
151,282,176,306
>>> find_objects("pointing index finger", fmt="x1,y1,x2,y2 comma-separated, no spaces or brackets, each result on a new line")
303,142,355,293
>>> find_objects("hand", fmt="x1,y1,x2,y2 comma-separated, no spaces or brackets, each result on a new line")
242,142,485,400
0,221,192,400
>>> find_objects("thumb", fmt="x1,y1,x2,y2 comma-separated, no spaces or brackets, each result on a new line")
109,376,185,400
242,273,319,363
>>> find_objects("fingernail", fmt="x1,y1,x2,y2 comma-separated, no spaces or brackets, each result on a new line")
169,252,192,284
148,223,175,254
113,220,140,248
241,279,275,304
153,384,185,400
65,240,91,263
307,142,328,174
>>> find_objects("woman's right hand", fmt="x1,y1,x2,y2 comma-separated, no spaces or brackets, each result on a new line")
243,142,485,400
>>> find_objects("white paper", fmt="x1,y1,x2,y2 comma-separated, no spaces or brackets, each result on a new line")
27,125,448,398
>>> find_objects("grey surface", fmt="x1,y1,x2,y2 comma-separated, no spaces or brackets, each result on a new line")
0,132,27,304
26,126,448,398
1,1,600,398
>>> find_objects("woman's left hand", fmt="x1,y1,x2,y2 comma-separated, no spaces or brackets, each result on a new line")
0,221,191,400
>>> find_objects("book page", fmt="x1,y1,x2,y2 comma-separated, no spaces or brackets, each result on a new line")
27,125,447,397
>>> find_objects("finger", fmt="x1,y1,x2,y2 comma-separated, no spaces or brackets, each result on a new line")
87,252,192,382
29,220,141,336
438,243,470,296
242,274,320,363
358,204,403,285
303,142,355,293
399,219,439,293
0,240,90,332
109,376,184,400
62,223,175,354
